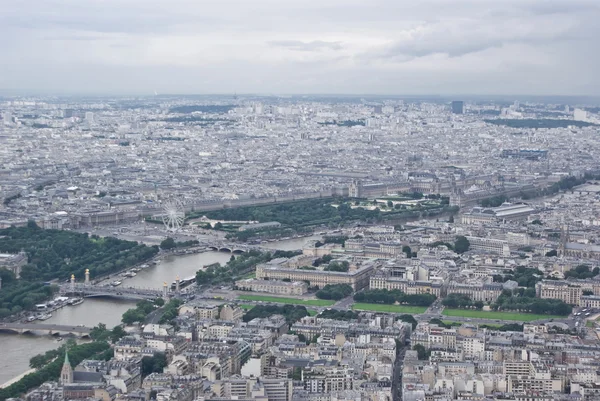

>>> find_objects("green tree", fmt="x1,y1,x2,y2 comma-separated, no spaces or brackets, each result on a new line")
122,308,145,325
111,326,127,343
90,323,110,342
141,353,167,377
413,344,430,360
454,236,470,254
160,237,176,250
397,314,418,329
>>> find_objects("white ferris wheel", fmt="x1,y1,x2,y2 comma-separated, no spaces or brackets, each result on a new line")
161,199,185,231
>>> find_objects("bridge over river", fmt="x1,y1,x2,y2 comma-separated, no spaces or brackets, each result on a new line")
60,283,164,300
203,241,298,254
0,322,91,337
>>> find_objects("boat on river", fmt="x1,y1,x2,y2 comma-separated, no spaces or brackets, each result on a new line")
37,313,52,321
68,298,84,306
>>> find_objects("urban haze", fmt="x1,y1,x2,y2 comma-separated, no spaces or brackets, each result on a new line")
2,2,600,401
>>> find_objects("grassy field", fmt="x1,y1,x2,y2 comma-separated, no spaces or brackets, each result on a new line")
352,303,427,314
442,309,564,322
240,303,318,316
237,294,335,306
586,320,596,328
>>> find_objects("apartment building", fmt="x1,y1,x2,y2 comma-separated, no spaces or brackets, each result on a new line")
211,378,293,401
235,278,308,295
535,280,583,306
446,281,504,303
255,262,374,291
465,236,511,257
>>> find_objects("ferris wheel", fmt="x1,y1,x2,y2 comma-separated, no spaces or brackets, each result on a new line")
161,199,185,231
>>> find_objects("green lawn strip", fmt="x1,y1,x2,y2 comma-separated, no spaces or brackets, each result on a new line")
586,320,595,328
441,320,463,327
237,294,335,306
351,303,427,314
442,309,564,322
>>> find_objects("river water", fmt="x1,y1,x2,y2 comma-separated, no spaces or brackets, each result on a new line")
0,236,316,386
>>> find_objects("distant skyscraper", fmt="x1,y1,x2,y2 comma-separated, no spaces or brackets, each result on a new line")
2,112,12,125
574,108,588,122
451,101,464,114
85,112,94,122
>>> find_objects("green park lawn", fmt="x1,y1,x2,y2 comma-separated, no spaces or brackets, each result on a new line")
442,309,564,322
237,294,335,307
352,303,427,314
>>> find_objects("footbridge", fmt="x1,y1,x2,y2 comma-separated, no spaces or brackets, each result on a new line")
60,284,164,301
0,322,91,337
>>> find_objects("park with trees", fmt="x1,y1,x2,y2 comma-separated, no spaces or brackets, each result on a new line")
0,222,159,317
353,288,436,306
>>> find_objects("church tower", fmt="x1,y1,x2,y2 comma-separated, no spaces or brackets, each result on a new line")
60,352,73,385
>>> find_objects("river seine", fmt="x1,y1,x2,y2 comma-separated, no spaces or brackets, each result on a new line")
0,236,316,386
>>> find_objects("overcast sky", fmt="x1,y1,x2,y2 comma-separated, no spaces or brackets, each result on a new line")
1,0,599,96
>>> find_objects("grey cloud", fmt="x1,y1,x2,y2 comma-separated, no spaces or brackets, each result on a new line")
0,0,599,95
268,40,343,52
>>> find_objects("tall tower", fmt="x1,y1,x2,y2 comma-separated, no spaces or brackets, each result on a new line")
559,222,569,257
451,101,464,114
70,274,75,294
84,269,90,285
60,352,73,384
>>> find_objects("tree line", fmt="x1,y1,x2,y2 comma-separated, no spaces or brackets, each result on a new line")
353,289,436,306
242,304,309,325
442,294,484,309
492,289,572,316
316,284,353,300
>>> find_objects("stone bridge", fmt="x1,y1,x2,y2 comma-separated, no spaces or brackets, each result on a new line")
203,241,278,254
0,322,91,337
61,284,164,300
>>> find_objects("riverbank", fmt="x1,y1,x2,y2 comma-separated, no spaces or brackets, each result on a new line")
0,369,35,389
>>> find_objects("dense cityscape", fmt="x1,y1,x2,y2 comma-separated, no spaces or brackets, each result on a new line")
1,93,600,401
